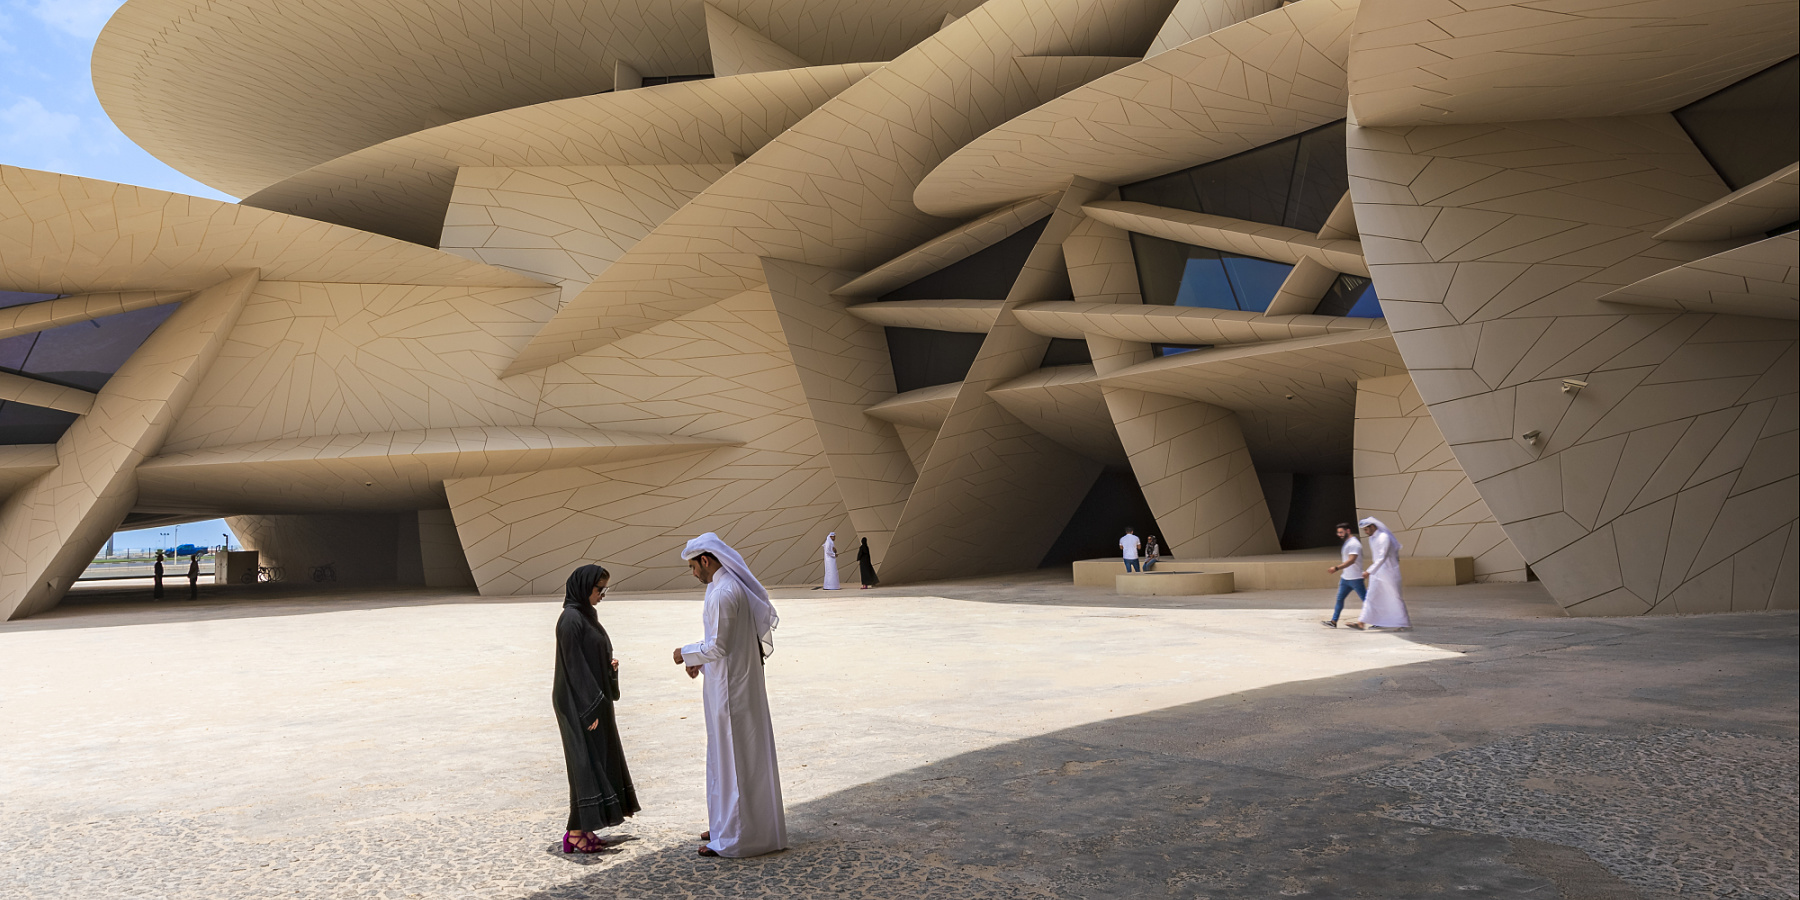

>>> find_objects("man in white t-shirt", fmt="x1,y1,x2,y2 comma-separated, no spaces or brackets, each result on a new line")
1119,527,1142,572
1322,522,1366,627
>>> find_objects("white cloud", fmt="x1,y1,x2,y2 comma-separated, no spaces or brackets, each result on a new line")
0,96,81,148
25,0,124,41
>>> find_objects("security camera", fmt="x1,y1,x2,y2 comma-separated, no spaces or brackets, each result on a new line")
1561,378,1588,395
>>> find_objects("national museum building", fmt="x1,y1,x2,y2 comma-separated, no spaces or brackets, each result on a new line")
0,0,1794,620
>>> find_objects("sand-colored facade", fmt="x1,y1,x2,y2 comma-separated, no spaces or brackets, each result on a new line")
1,0,1793,618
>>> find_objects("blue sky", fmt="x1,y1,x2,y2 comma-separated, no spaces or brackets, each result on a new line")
3,1,238,554
0,0,234,200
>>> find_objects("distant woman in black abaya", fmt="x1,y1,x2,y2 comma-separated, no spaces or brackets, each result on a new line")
552,564,640,853
856,538,878,589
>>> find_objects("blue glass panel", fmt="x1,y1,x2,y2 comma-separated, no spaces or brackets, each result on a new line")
1173,255,1236,309
0,400,78,445
0,291,58,311
0,304,179,391
1314,274,1384,318
1221,256,1294,313
1153,344,1208,357
1344,283,1383,318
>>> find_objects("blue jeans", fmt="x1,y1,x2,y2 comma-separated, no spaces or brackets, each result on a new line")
1332,578,1367,621
1123,558,1141,572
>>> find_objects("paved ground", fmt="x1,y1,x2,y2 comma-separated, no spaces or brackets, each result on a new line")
2,573,1794,899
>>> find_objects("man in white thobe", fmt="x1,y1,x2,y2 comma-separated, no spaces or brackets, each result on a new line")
1347,517,1411,630
672,533,788,858
821,532,840,590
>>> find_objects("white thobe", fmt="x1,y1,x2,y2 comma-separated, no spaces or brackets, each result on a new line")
1359,530,1411,628
822,537,840,590
681,571,787,857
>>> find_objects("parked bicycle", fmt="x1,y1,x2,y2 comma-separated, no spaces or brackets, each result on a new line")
311,563,337,583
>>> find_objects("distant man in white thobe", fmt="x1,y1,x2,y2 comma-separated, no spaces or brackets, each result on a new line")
1347,517,1411,630
821,532,840,590
672,533,788,858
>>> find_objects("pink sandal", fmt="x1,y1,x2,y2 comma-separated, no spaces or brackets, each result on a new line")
562,831,607,853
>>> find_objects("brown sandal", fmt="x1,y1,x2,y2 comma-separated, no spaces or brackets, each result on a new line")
698,846,720,857
700,830,711,840
1346,621,1367,630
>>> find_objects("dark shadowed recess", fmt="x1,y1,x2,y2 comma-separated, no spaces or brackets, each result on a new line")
1260,471,1357,550
1121,120,1348,231
1675,55,1798,190
1039,466,1164,567
0,401,79,446
879,216,1051,301
1038,337,1091,367
884,327,987,393
0,304,180,446
0,304,180,392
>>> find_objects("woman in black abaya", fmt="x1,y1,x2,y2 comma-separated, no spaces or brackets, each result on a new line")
856,537,878,589
552,564,640,853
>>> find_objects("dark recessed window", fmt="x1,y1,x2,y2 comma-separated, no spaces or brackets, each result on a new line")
639,74,714,86
1120,121,1348,233
1039,337,1092,368
0,291,58,310
0,304,179,392
880,216,1051,302
1675,56,1798,190
1129,233,1294,311
885,327,987,393
1312,274,1384,318
1152,343,1210,357
0,401,79,445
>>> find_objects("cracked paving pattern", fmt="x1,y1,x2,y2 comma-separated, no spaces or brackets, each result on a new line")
1358,729,1800,900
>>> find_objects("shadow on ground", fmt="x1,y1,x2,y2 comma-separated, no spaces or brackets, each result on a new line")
516,611,1796,900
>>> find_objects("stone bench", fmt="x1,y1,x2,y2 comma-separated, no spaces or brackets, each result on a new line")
1115,570,1235,596
1077,554,1473,590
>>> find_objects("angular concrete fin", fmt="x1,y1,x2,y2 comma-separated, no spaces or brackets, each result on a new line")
0,270,259,620
704,4,812,77
762,257,916,562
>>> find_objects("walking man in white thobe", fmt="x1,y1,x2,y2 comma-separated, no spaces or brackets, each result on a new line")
821,532,840,590
1347,517,1411,630
672,533,788,858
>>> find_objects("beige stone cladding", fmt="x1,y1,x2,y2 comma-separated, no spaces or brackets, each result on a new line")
93,0,970,196
0,273,258,621
242,66,881,246
916,0,1359,217
1355,374,1527,582
160,282,558,453
764,259,917,561
440,164,734,306
1348,116,1798,614
450,287,854,595
1347,0,1799,128
503,0,1177,373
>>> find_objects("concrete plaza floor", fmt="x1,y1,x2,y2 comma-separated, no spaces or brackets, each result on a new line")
1,573,1794,899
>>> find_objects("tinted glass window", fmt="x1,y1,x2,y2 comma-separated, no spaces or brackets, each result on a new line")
0,400,79,445
881,216,1051,301
0,291,58,311
0,304,179,391
1120,121,1348,232
1675,56,1798,190
886,327,987,393
1129,233,1294,311
1152,343,1210,357
1039,337,1092,367
1313,274,1384,318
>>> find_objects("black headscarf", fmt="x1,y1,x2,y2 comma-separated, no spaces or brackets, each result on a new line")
563,564,609,625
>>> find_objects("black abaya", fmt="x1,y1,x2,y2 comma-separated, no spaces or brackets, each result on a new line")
856,539,878,587
552,565,640,832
